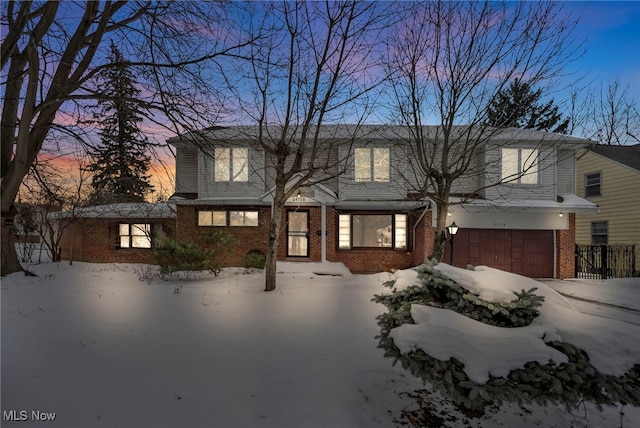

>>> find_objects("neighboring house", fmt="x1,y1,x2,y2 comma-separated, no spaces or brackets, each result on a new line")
575,143,640,268
52,203,176,264
169,125,597,278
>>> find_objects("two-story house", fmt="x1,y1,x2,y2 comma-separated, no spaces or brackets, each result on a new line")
169,125,597,278
576,144,640,269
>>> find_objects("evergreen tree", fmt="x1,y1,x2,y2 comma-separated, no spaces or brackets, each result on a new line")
486,79,570,134
87,42,153,204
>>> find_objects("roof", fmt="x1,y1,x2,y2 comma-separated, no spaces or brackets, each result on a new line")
455,193,598,214
48,202,176,220
168,125,592,147
588,144,640,172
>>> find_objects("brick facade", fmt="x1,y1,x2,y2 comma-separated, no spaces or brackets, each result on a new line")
176,205,272,266
60,204,578,279
59,218,175,264
556,213,576,279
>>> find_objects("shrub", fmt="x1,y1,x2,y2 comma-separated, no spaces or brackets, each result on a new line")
373,259,640,414
153,230,237,277
243,250,266,272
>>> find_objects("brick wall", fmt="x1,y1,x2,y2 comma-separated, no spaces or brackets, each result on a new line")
176,205,272,266
556,213,576,279
412,210,435,266
325,208,418,273
59,218,175,264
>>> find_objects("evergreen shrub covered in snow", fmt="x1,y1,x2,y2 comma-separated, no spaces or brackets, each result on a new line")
373,259,640,413
154,230,237,277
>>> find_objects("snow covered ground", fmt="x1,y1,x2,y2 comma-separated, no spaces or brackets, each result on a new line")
2,260,639,428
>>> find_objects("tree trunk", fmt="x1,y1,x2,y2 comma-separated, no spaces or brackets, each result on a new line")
264,199,285,292
1,220,23,276
430,200,450,261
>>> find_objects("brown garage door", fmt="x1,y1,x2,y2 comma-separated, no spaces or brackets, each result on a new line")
444,229,554,278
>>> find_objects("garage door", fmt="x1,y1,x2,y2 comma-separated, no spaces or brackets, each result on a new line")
444,229,554,278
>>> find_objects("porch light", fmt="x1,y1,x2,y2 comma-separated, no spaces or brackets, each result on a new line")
447,221,459,236
297,190,302,198
447,221,459,266
559,213,564,217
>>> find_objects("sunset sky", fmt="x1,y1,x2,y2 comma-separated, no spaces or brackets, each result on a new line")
30,1,640,202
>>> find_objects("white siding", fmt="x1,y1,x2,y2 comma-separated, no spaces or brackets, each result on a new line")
198,146,266,198
175,146,198,194
338,143,407,200
484,145,556,201
443,210,568,230
556,149,575,194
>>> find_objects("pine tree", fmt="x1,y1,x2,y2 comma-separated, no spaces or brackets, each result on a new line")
486,79,570,134
87,42,153,204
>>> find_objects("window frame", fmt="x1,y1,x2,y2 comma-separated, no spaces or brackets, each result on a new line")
591,221,608,245
337,213,408,250
197,210,259,227
354,147,390,183
118,223,152,249
501,148,539,185
214,147,249,182
585,172,602,198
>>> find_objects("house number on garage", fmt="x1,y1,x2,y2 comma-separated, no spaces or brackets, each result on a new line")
494,222,507,227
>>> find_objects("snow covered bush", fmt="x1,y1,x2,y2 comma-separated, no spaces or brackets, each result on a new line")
373,259,640,414
153,230,237,277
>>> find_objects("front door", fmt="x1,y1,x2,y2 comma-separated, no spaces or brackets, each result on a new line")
287,210,309,257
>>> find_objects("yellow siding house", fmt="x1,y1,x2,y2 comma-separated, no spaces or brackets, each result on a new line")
576,144,640,269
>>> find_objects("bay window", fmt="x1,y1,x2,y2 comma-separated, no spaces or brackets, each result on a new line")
338,213,407,250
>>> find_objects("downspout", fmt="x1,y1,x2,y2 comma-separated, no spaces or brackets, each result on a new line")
412,200,432,252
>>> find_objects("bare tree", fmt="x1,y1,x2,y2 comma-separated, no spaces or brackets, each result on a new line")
1,1,251,275
588,80,639,145
384,0,584,259
20,152,90,263
215,1,387,291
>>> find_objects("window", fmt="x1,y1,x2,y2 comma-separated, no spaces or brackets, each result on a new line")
215,147,248,182
198,210,259,227
501,148,539,184
198,211,226,226
591,221,608,245
119,223,151,249
355,147,390,182
338,215,351,249
230,210,259,227
585,172,601,197
338,213,407,249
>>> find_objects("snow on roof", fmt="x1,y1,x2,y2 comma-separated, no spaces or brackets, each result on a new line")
388,264,640,383
455,193,598,213
48,202,176,219
168,125,592,147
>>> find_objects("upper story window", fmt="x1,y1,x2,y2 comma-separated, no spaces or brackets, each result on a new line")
585,172,601,197
215,147,248,182
355,147,390,182
501,148,539,184
119,223,151,249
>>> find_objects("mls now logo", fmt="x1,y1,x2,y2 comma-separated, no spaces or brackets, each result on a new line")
3,410,57,421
